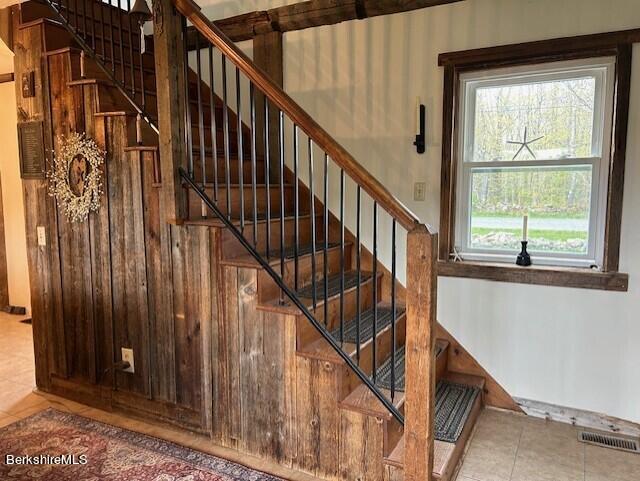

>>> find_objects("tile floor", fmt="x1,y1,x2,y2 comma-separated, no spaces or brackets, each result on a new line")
1,312,639,481
456,402,640,481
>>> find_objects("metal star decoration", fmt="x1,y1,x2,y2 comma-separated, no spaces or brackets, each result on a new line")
507,127,544,160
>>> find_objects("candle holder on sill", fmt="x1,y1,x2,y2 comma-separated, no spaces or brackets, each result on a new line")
516,241,532,266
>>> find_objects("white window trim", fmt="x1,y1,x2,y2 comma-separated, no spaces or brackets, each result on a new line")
454,57,616,269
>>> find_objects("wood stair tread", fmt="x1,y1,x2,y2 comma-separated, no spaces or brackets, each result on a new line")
383,372,485,480
339,384,404,421
328,303,406,346
297,301,402,362
220,242,344,268
296,270,373,300
384,436,459,478
374,339,449,392
257,271,382,315
184,212,321,227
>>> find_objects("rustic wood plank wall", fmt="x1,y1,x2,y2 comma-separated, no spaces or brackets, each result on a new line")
14,18,214,431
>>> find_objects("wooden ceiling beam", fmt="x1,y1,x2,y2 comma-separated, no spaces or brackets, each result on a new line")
190,0,464,45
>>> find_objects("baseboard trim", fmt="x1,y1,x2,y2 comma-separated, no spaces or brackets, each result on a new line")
515,397,640,438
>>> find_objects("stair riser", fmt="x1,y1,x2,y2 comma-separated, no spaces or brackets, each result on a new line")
257,244,352,304
357,314,406,379
296,274,382,348
81,55,157,93
189,158,267,185
220,216,325,260
187,185,307,221
82,36,156,70
436,344,449,381
190,127,251,158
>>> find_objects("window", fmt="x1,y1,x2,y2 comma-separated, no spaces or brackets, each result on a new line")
438,35,632,291
455,58,615,268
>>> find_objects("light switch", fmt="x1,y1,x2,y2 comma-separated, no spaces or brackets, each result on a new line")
414,182,426,201
37,226,46,246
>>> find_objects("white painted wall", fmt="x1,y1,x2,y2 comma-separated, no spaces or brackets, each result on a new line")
0,80,31,314
197,0,640,423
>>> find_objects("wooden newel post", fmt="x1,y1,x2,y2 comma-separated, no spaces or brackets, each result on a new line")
153,0,189,224
404,224,438,481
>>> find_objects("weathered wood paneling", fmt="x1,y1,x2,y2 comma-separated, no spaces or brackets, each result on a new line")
15,25,214,430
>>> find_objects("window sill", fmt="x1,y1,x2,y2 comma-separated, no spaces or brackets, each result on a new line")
437,260,628,292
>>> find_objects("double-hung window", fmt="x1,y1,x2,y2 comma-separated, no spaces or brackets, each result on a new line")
454,58,616,268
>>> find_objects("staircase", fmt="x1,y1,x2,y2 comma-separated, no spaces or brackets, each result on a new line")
19,0,520,479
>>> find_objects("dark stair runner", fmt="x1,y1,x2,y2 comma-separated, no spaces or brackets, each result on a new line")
433,381,481,443
267,242,339,260
296,271,373,300
330,306,405,344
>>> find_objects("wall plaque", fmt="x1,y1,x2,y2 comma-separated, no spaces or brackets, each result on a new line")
18,121,46,179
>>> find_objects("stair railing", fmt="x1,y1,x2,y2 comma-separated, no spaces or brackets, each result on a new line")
40,0,158,133
172,0,437,449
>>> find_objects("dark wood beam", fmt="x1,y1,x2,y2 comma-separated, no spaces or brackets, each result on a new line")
189,0,464,45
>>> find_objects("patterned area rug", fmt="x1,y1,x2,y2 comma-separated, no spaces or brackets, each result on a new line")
0,409,282,480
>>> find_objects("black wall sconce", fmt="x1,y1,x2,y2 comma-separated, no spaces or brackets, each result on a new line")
413,99,426,154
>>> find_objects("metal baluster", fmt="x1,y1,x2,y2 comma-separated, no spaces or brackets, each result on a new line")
138,8,146,109
90,0,96,51
264,99,271,258
99,0,106,61
390,219,397,401
250,83,258,247
126,0,135,96
81,0,87,39
222,56,231,219
372,201,378,381
108,0,115,71
355,185,361,363
339,169,345,344
208,45,218,201
182,17,193,177
196,33,206,188
323,153,329,327
308,139,317,311
236,67,245,231
117,0,125,84
278,111,285,305
293,125,299,291
73,0,78,32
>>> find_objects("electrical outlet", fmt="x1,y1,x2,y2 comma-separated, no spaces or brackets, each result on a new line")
37,226,46,246
414,182,426,201
121,347,135,373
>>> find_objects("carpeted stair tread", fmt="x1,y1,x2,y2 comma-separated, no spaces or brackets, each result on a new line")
433,380,481,443
330,305,405,344
266,242,339,260
375,342,446,392
296,271,373,300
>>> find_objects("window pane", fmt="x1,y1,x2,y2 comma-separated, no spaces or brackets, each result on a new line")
470,76,597,162
469,166,592,255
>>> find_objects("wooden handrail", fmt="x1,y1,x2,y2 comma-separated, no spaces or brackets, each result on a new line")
172,0,423,232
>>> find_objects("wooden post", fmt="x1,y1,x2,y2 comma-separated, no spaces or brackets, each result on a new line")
404,224,438,481
153,0,188,224
253,31,283,170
